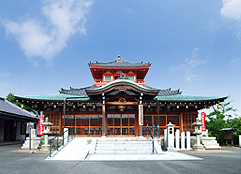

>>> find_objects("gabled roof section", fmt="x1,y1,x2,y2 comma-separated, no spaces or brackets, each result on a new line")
0,97,37,120
88,55,151,67
86,79,159,95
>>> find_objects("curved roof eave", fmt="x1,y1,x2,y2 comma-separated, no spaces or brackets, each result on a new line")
155,94,228,102
86,79,160,95
15,93,90,102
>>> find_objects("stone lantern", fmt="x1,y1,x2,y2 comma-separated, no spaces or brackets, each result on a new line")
192,117,205,151
166,122,176,151
41,117,52,151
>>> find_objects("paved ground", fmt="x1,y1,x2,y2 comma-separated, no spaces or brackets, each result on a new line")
0,144,240,174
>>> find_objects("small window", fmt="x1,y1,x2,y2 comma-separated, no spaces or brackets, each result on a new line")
128,76,134,81
105,76,111,81
20,123,26,135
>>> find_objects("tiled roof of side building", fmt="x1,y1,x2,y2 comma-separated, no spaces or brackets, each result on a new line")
143,86,182,95
60,85,101,95
88,56,151,67
0,97,37,119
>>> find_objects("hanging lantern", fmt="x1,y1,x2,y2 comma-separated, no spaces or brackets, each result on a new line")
217,104,221,110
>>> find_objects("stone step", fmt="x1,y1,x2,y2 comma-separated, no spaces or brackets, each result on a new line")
95,150,152,154
97,138,151,141
97,141,151,144
94,139,154,154
96,147,152,151
204,146,221,150
96,143,152,147
202,137,221,150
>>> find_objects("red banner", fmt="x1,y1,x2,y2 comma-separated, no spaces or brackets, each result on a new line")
37,116,44,137
201,112,206,132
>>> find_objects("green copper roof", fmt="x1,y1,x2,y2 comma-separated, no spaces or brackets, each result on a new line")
15,90,227,103
155,94,227,102
16,93,90,101
86,79,159,94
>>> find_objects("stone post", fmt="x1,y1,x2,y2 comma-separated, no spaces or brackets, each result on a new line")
64,127,69,145
175,129,180,150
30,129,36,150
186,131,192,150
239,135,241,148
164,129,167,149
181,132,186,150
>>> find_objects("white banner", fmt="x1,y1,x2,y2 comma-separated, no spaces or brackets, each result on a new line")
139,104,143,125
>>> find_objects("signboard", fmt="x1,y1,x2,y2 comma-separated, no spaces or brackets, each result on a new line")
37,116,44,137
201,112,206,132
139,104,143,125
26,122,34,134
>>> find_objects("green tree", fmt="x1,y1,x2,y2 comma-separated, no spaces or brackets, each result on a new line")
6,93,39,115
206,100,237,145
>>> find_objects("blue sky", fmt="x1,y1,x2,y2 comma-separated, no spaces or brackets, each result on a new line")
0,0,240,117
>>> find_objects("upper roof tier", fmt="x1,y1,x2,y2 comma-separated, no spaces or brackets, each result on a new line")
88,55,152,67
89,56,151,85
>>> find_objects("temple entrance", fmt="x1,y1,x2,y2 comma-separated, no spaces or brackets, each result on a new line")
107,114,135,136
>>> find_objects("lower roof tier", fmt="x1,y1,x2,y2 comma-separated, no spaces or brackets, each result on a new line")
15,93,227,107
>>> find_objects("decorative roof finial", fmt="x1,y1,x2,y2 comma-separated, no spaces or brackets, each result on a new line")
116,55,123,62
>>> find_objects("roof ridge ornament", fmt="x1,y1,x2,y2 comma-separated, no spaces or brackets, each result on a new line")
116,55,123,62
117,73,128,80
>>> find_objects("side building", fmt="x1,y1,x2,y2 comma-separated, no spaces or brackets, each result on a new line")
15,56,227,137
0,97,37,142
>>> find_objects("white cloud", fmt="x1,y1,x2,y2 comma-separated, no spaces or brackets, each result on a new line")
0,72,10,77
221,0,241,21
230,58,240,68
2,0,92,62
124,7,135,15
220,0,241,40
172,47,206,82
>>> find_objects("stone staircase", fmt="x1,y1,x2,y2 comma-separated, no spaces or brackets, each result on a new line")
202,137,221,150
92,138,154,154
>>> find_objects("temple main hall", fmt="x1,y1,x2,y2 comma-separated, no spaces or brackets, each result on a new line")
15,56,227,137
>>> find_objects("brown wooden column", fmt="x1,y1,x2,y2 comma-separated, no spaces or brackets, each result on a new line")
180,112,183,134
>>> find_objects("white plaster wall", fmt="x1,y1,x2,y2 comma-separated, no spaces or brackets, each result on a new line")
0,119,4,141
16,122,25,141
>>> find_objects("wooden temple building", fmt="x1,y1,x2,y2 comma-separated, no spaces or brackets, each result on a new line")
15,56,227,137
